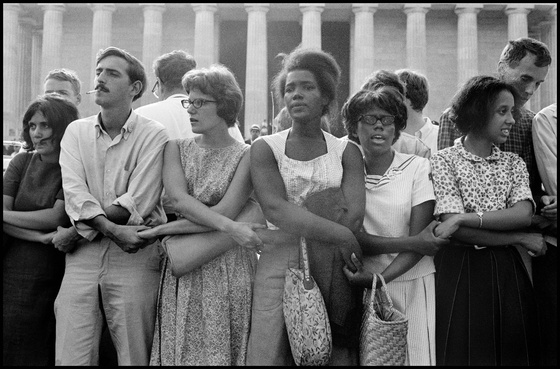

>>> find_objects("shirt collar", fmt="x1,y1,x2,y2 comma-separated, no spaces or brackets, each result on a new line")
94,109,135,140
455,136,501,162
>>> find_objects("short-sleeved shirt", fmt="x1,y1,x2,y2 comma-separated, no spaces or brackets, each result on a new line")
437,107,541,198
430,138,535,218
3,151,64,210
362,151,436,281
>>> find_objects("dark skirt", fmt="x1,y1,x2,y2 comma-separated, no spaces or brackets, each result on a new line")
3,235,65,366
434,245,540,366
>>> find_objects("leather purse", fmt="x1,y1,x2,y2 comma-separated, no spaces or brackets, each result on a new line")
161,197,266,278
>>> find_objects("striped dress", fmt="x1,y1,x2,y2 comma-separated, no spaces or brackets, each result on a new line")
361,150,437,366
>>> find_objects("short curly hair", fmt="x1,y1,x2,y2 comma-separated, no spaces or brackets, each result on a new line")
272,47,341,119
450,75,520,136
182,64,243,127
21,94,80,151
342,87,408,145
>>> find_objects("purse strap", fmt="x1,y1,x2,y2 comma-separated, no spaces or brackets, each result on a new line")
300,237,315,290
370,273,394,310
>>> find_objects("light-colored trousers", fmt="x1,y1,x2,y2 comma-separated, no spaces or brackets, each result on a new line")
54,237,161,366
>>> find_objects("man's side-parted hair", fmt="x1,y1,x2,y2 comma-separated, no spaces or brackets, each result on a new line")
395,69,429,112
21,94,80,151
498,37,552,69
153,50,197,91
44,68,82,96
96,46,147,102
450,75,520,136
181,64,243,127
342,86,408,145
361,69,406,98
272,46,341,119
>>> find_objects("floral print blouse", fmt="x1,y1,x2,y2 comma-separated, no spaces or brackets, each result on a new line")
429,138,535,218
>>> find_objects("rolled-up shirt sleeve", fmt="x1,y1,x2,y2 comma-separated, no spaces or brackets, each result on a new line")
60,112,168,239
60,120,106,239
112,132,168,225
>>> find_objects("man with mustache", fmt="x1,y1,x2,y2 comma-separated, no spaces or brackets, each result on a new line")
53,46,168,365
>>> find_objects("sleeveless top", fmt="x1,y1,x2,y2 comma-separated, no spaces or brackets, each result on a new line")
261,128,347,213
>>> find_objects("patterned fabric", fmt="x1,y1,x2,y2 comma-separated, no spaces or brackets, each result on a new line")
430,138,535,217
430,136,540,365
437,107,542,198
150,138,257,366
283,237,332,366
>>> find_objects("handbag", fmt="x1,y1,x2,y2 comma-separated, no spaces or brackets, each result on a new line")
360,273,409,366
283,236,332,366
161,197,266,278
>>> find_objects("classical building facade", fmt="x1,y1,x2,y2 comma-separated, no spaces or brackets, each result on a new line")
3,3,557,140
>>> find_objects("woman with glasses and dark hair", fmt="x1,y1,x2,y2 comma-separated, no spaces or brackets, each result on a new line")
139,64,265,365
342,86,446,365
430,75,545,366
3,94,79,365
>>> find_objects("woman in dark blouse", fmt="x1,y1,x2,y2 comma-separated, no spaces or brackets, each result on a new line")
3,94,79,365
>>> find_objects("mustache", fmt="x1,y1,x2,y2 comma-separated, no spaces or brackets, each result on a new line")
86,86,109,94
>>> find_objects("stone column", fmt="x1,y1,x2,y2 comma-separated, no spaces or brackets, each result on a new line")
244,4,269,138
404,4,430,75
505,4,534,40
88,3,115,115
39,3,65,88
300,3,324,50
191,3,217,68
539,6,557,107
455,4,482,85
140,3,166,106
3,3,21,139
351,3,377,94
18,17,35,123
31,28,43,102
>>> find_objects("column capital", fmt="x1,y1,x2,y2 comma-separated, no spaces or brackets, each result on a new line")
352,3,378,14
38,3,66,13
19,16,39,28
403,4,431,15
89,3,116,13
455,4,483,15
300,3,325,14
504,4,534,16
244,4,270,13
192,3,218,13
139,3,166,13
3,3,21,13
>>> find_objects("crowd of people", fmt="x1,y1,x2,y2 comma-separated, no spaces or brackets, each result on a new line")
2,36,556,367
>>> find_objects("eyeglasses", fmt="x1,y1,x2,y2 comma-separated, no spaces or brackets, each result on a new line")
359,114,396,127
152,80,160,99
181,98,217,109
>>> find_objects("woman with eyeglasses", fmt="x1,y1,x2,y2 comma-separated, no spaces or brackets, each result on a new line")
139,64,265,365
341,86,446,365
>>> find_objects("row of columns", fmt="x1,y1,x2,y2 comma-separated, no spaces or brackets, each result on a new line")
3,3,558,138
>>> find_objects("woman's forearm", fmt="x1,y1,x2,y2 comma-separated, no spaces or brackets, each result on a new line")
3,222,54,244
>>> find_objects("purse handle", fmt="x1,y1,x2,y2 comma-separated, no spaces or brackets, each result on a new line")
370,273,394,310
300,237,315,290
